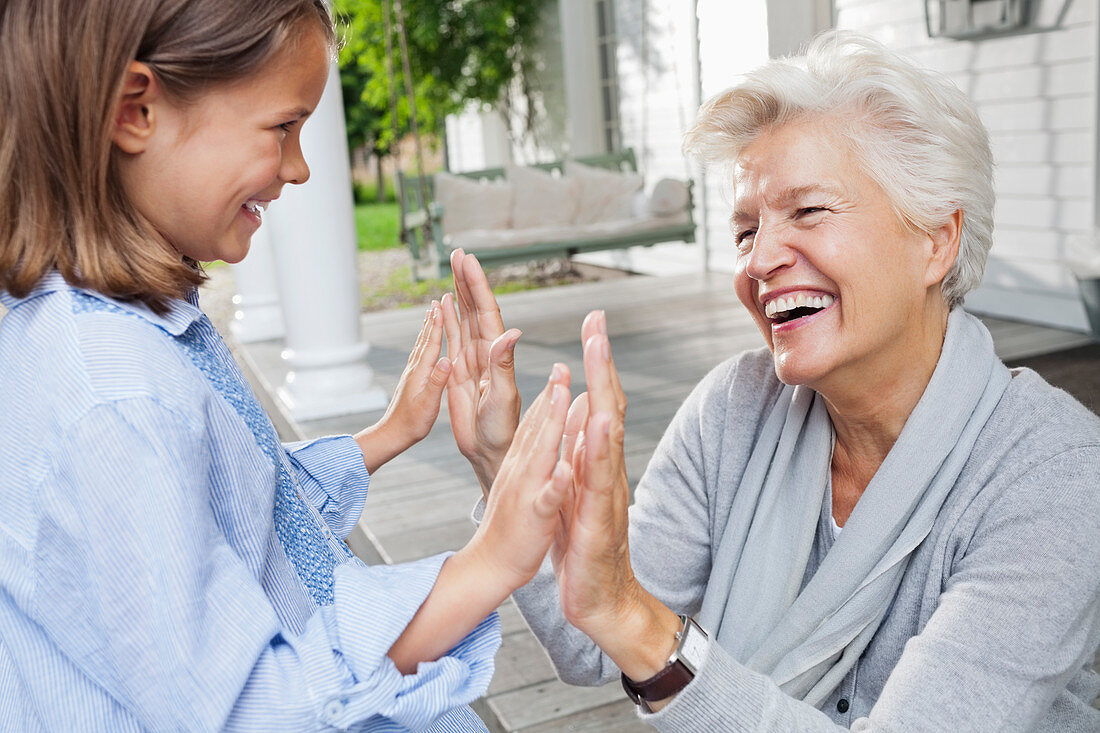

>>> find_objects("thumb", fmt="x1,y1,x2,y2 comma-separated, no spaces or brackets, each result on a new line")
490,329,521,372
534,459,573,519
428,357,452,394
488,329,521,395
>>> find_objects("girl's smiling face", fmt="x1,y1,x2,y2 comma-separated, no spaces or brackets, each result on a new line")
116,24,331,264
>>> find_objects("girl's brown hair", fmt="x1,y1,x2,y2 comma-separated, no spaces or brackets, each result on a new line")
0,0,334,314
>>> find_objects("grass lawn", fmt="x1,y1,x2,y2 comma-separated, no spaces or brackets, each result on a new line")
355,202,401,252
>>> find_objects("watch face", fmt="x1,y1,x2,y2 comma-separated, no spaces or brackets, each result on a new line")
678,620,709,674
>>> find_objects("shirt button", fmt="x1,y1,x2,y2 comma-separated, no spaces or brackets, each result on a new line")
324,700,344,720
837,698,850,714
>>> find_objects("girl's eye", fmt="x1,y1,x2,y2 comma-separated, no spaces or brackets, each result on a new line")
277,121,296,134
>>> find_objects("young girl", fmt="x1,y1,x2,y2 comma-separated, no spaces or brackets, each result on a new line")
0,1,573,730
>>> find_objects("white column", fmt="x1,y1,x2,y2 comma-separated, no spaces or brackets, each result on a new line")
229,221,285,343
559,0,603,156
265,62,387,421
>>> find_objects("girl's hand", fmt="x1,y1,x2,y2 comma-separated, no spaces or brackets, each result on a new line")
354,303,451,474
387,364,571,674
464,362,573,594
442,249,522,498
554,311,683,684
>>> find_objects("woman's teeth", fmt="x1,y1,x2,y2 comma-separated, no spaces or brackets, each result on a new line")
765,293,835,319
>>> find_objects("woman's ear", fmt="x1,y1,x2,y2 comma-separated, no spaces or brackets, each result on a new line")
111,62,161,154
924,209,963,289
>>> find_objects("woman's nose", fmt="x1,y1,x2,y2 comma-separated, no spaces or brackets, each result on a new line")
744,222,796,281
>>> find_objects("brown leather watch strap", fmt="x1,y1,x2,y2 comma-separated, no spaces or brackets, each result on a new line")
620,659,694,710
620,615,707,712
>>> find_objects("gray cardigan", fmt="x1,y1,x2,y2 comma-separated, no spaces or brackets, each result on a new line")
512,348,1100,731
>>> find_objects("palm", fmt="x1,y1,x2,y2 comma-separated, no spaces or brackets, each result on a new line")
556,438,633,628
442,250,521,492
449,333,515,458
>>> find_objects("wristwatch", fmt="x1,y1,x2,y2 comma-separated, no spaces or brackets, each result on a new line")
620,615,709,712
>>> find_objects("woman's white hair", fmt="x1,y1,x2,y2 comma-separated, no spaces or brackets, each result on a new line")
683,31,994,309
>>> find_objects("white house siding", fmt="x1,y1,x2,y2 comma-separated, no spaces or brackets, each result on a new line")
444,2,568,172
573,0,709,275
834,0,1097,330
578,0,782,275
694,0,792,277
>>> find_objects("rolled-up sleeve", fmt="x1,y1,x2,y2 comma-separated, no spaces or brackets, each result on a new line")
285,436,371,539
30,399,498,731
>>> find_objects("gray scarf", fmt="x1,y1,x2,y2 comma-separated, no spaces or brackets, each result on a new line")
698,309,1011,706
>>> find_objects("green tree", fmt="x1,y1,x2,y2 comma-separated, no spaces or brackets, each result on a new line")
334,0,543,192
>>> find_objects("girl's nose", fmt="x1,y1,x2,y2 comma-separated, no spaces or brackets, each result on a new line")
281,139,311,186
744,222,796,281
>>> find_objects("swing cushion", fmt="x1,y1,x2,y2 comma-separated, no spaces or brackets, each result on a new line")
507,164,580,229
434,172,513,236
565,159,644,225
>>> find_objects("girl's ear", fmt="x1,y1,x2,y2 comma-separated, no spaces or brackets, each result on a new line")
924,208,963,289
111,62,161,154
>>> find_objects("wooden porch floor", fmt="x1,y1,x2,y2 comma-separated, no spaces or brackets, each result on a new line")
231,272,1095,732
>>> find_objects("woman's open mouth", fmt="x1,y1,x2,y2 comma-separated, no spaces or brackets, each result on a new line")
765,293,835,325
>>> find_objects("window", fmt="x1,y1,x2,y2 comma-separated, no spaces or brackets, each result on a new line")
595,0,622,152
925,0,1058,40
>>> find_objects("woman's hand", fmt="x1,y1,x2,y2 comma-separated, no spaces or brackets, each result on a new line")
554,311,637,635
442,249,522,497
554,311,684,685
354,303,451,474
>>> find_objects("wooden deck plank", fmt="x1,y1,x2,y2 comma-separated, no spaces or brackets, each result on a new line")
518,700,653,733
486,631,558,697
487,679,625,730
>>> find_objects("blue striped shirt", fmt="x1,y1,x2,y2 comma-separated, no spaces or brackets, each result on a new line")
0,273,499,731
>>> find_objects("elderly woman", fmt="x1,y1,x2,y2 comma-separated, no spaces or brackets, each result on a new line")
450,32,1100,731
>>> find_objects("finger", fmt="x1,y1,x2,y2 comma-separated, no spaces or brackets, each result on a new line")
580,411,618,499
508,381,569,485
583,333,619,417
562,393,589,462
487,328,521,396
450,247,465,282
581,309,603,348
534,459,573,519
462,254,505,341
404,302,437,376
582,310,625,410
509,363,569,457
441,292,462,363
429,356,452,392
534,381,571,468
453,252,481,345
571,431,588,488
423,301,443,365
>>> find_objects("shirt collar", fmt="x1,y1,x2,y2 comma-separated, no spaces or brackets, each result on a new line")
0,271,204,337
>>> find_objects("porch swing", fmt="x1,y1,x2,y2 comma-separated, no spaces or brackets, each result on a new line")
388,0,698,281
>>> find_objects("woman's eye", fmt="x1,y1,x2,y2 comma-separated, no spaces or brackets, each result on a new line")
735,229,756,247
798,206,826,216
